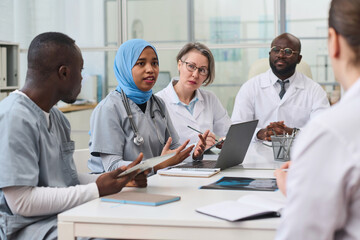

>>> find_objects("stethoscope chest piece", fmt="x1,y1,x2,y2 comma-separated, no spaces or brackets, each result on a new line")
133,134,144,146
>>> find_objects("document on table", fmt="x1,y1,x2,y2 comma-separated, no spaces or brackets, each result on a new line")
200,177,278,191
196,194,285,221
157,168,220,178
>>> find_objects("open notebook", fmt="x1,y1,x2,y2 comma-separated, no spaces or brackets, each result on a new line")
196,195,285,221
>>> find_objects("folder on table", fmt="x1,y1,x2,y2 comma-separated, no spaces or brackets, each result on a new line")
101,192,180,206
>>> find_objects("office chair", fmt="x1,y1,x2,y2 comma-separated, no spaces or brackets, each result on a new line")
152,71,171,93
247,58,313,80
73,148,91,173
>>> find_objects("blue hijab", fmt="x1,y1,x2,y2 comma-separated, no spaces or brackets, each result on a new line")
114,39,159,104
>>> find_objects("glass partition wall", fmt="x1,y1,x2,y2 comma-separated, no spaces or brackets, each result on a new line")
0,0,334,114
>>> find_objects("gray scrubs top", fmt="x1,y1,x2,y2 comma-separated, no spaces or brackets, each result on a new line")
0,93,79,240
88,90,181,172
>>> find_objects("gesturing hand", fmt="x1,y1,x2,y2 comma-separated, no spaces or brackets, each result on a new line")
205,131,217,149
155,138,194,172
193,130,210,160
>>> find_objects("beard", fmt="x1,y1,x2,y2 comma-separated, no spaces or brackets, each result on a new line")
269,59,298,77
62,87,81,104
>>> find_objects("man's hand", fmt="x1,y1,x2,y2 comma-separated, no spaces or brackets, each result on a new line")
257,128,273,141
155,138,194,172
274,161,291,196
125,171,148,188
257,121,294,141
193,130,210,160
96,153,145,197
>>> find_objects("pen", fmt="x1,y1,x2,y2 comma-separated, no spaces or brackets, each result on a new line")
187,126,219,142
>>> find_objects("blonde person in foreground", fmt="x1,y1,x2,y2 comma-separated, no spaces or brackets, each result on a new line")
275,0,360,239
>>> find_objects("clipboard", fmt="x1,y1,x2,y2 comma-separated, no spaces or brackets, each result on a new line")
117,153,175,177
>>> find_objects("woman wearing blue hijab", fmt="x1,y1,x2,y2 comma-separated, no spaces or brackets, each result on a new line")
88,39,208,173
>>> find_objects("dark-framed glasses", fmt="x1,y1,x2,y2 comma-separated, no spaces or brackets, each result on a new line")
270,46,299,57
180,60,208,76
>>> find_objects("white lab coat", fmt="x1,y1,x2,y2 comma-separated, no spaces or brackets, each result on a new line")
276,78,360,240
231,69,330,136
156,79,232,146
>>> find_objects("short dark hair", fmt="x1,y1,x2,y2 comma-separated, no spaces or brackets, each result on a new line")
329,0,360,64
28,32,77,74
271,33,301,53
176,42,215,86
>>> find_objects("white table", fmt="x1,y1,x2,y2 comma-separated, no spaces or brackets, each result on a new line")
205,141,284,170
58,142,286,240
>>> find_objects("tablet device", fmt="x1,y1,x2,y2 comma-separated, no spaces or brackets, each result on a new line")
117,153,176,178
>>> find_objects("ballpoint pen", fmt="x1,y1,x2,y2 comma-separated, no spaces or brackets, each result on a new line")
187,125,219,142
283,129,296,160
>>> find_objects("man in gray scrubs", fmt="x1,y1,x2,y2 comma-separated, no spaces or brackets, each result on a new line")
0,32,150,240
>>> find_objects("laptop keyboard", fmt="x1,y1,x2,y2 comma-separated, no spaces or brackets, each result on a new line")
172,160,217,169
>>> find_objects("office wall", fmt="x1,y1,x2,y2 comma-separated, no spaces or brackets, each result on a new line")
0,0,336,149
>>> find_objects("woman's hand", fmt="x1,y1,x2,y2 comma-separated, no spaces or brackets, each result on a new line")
274,161,292,196
205,131,217,149
193,130,210,160
155,138,194,172
216,137,226,149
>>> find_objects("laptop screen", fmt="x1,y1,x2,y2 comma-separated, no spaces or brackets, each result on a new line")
215,119,258,170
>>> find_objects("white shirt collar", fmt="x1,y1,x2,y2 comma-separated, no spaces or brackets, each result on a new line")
341,77,360,103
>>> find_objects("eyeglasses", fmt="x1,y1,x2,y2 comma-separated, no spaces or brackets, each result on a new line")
180,60,209,76
270,46,299,57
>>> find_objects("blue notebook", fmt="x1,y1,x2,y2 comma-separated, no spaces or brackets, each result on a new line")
101,192,180,206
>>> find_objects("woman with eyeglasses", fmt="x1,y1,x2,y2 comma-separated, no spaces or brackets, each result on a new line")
156,42,231,152
88,39,208,174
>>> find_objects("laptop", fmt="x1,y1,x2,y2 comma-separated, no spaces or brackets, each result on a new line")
173,119,259,170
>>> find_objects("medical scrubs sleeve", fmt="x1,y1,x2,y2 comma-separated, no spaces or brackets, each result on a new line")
0,93,79,240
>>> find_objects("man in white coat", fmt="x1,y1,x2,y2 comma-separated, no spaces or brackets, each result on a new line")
231,33,330,141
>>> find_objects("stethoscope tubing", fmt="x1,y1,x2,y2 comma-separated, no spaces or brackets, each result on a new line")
119,89,170,146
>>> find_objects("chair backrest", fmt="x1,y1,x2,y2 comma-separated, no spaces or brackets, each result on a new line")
73,148,91,173
247,58,313,80
152,71,171,93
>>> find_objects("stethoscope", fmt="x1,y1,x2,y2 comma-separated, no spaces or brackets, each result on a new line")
120,89,171,146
